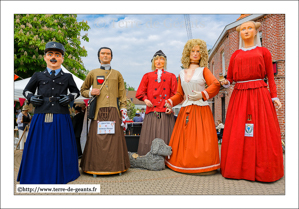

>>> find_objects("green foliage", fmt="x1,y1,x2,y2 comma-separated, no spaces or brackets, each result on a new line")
126,99,136,120
14,14,90,79
124,81,135,91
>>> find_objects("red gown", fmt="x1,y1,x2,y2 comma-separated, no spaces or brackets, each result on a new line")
220,46,284,182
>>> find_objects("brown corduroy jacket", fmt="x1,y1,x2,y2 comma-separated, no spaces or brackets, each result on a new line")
80,68,127,120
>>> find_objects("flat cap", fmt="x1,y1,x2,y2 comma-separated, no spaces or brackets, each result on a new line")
45,41,65,55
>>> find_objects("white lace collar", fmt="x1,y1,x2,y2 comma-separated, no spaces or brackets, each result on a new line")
240,45,258,51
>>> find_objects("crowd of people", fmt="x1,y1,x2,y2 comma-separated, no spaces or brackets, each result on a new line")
16,20,283,184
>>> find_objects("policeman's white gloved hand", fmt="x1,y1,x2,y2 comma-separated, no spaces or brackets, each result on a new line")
120,108,128,130
188,90,203,101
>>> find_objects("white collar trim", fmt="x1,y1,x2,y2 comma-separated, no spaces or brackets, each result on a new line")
240,45,258,51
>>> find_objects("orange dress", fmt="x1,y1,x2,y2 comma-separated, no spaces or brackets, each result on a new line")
165,67,220,173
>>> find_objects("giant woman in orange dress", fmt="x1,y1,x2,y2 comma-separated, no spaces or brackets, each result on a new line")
165,39,220,174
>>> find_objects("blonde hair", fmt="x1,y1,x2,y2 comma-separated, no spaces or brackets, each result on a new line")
236,21,261,32
151,55,167,71
181,39,208,69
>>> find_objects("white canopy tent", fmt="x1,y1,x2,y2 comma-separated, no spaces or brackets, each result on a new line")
14,65,90,103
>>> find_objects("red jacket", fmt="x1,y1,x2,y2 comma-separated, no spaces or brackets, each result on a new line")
136,69,177,114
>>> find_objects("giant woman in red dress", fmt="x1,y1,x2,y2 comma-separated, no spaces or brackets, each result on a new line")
220,21,284,182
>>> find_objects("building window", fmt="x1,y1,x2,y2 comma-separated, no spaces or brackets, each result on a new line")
221,96,225,123
130,98,133,102
221,51,225,75
211,62,214,75
259,31,262,46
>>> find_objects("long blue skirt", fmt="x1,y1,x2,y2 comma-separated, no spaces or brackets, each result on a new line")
17,114,80,184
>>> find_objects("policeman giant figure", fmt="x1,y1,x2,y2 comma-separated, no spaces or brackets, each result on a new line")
17,42,80,184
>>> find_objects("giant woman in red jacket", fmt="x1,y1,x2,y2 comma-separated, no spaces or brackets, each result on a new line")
136,50,177,155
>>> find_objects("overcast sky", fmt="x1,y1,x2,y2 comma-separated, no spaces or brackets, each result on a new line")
76,14,240,89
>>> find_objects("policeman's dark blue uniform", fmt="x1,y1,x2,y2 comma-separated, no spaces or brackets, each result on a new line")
17,42,80,184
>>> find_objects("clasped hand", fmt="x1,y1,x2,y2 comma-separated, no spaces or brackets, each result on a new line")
30,95,43,106
165,100,172,114
220,80,229,86
188,90,202,101
274,100,282,109
91,88,100,96
59,95,73,106
144,99,153,107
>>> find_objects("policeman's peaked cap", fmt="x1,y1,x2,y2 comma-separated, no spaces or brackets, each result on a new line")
151,50,167,62
45,42,65,55
98,47,113,63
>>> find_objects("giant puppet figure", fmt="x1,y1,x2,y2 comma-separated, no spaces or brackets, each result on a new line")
220,21,284,182
135,50,177,155
17,42,80,184
165,39,221,174
80,47,130,175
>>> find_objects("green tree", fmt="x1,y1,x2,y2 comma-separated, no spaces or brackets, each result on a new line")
124,81,135,91
14,14,90,79
126,98,136,120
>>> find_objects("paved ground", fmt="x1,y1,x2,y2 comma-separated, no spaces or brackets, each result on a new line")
14,146,285,195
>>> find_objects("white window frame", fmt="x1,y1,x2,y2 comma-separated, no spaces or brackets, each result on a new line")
222,51,225,75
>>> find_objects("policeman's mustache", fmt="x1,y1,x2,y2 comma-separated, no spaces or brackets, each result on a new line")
50,58,57,63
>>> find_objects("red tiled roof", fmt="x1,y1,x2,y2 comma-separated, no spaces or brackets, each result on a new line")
236,14,251,21
126,91,145,105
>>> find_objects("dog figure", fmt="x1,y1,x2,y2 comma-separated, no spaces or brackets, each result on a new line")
128,138,172,171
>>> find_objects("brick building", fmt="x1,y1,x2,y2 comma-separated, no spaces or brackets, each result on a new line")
208,14,285,141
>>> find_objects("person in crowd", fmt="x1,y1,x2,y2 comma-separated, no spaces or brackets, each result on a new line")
14,109,18,127
72,106,85,158
136,50,177,155
17,41,80,184
216,120,224,133
81,104,86,113
216,120,224,144
220,21,284,182
140,108,145,119
165,39,220,174
80,47,130,176
133,111,144,122
16,106,21,114
17,104,31,150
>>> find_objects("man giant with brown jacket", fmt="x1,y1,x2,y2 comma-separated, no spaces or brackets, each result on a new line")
80,47,130,176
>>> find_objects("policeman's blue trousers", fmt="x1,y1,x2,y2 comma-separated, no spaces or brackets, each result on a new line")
17,114,80,184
